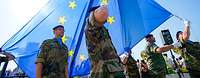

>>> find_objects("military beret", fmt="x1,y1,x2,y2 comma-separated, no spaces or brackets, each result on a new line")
53,25,64,30
145,34,153,38
89,6,100,12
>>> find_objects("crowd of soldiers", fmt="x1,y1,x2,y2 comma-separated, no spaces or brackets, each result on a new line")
35,5,200,78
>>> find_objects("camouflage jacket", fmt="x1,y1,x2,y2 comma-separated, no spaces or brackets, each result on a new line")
85,12,124,75
35,38,68,78
173,40,200,72
143,43,167,75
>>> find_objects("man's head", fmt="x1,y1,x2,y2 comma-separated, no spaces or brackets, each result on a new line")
53,25,64,38
91,5,108,24
145,34,155,43
176,31,183,41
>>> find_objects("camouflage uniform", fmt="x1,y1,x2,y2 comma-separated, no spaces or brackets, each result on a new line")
173,40,200,78
124,55,140,78
35,38,68,78
142,43,167,78
85,12,125,78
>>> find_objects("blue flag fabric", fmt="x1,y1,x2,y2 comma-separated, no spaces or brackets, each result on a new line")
1,0,172,77
71,0,172,77
117,0,172,52
71,34,91,76
1,0,91,77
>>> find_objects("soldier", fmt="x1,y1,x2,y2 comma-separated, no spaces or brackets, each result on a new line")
173,20,200,78
142,34,175,78
140,60,149,78
35,25,68,78
85,5,125,78
122,52,140,78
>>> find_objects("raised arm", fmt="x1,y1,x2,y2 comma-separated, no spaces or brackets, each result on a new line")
182,21,190,41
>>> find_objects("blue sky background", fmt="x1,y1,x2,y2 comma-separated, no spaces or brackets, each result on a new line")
0,0,200,70
0,0,49,71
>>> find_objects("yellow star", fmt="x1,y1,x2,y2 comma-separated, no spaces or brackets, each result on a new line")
68,1,77,9
79,54,85,61
101,0,109,5
58,16,66,25
107,16,115,24
62,35,69,43
68,50,74,56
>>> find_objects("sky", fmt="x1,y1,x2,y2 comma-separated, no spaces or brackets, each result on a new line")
0,0,49,71
0,0,200,71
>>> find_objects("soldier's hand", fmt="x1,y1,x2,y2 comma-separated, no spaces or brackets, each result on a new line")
94,5,108,24
183,20,190,26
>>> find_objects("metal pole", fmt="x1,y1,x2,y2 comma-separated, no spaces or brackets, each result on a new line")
0,61,9,77
169,50,182,78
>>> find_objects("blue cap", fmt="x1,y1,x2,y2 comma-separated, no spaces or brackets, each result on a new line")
145,34,153,38
53,25,64,30
89,6,100,12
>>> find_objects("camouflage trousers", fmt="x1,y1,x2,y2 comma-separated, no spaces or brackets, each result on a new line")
126,72,140,78
90,59,125,78
148,70,166,78
90,71,125,78
42,74,65,78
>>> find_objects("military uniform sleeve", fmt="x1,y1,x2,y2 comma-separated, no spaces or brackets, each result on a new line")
85,12,102,61
141,51,147,61
88,12,95,26
64,45,69,63
87,12,100,30
152,44,159,53
35,40,49,64
85,12,101,42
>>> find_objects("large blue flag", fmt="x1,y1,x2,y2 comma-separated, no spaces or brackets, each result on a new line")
1,0,91,77
1,0,172,77
71,0,172,77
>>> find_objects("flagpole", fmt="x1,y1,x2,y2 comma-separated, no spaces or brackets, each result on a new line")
173,14,184,21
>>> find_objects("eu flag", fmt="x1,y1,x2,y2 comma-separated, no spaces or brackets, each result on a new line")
1,0,172,77
71,0,172,77
1,0,91,77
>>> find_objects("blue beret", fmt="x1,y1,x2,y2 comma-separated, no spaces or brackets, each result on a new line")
53,25,64,30
145,34,153,38
89,6,100,12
